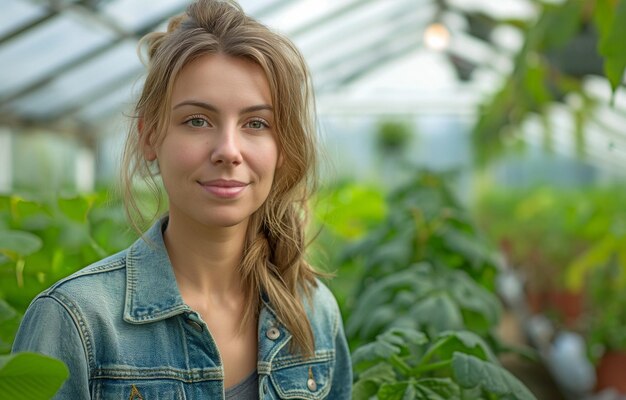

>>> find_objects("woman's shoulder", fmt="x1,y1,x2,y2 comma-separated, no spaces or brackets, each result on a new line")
32,248,129,310
305,279,343,337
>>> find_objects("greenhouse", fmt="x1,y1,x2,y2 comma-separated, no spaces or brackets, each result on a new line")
1,0,625,399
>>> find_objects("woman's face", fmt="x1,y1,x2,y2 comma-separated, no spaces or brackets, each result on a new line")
146,53,279,230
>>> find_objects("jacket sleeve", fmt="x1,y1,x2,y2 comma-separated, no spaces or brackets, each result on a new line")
330,307,353,399
12,295,91,399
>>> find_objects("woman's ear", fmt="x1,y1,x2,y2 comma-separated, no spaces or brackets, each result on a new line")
138,118,157,161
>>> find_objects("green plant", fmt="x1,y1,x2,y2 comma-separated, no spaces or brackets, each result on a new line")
341,170,501,319
0,191,142,353
309,182,387,314
375,119,413,156
584,258,626,361
347,263,501,344
475,186,591,293
352,328,536,400
472,0,626,164
0,353,69,400
325,170,537,397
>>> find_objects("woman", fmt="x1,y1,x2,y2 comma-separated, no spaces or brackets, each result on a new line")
12,1,352,398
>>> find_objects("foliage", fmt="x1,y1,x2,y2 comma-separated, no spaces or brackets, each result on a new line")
585,259,626,358
0,353,69,400
474,186,593,291
340,170,502,328
317,170,538,398
347,262,501,344
594,0,626,97
475,184,626,355
309,182,387,315
0,191,139,354
375,119,414,156
352,328,536,400
472,0,626,163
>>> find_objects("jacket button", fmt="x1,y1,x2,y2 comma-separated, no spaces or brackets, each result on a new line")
307,378,317,391
266,327,280,340
186,319,203,333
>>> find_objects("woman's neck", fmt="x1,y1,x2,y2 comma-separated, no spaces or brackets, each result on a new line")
163,211,249,303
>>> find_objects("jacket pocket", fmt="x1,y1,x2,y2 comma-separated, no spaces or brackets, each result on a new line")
93,379,186,400
269,351,334,399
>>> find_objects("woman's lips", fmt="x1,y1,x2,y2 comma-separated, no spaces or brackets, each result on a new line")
198,179,248,198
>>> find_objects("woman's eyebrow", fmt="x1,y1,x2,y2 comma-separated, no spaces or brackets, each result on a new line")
172,100,273,114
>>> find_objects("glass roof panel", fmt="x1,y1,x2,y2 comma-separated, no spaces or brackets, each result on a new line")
10,40,142,118
307,4,433,72
77,80,144,121
447,0,537,20
294,0,419,52
102,0,191,31
0,0,47,38
239,0,287,16
0,9,114,98
263,0,339,33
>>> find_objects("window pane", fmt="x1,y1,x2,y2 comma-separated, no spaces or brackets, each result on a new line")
0,9,114,97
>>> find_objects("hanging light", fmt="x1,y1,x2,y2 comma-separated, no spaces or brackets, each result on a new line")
423,22,450,51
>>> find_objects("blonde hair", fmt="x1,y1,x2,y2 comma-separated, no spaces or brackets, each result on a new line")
120,0,320,355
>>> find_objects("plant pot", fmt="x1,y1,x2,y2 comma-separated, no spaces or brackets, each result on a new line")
595,351,626,394
525,289,583,328
547,290,583,328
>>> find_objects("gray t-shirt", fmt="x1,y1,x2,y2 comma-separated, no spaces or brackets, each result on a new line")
225,371,258,400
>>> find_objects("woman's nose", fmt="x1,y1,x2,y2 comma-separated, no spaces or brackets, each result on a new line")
210,125,243,166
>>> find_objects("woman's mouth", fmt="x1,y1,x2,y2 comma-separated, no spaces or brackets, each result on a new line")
198,179,248,198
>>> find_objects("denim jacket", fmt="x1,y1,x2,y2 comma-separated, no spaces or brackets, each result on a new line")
12,218,352,399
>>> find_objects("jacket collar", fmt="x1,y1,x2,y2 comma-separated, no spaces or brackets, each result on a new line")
122,216,285,328
123,216,190,324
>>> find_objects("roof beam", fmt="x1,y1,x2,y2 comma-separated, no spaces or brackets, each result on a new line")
0,0,113,46
0,7,178,108
39,66,143,122
289,0,380,38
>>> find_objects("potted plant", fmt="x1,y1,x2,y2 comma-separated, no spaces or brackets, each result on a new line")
352,327,537,399
564,189,626,393
582,259,626,394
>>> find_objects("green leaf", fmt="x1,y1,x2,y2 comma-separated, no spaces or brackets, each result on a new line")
566,235,616,290
0,231,43,259
353,379,379,400
0,299,21,354
415,378,460,400
541,0,584,50
436,331,499,364
378,382,416,400
352,340,401,370
58,195,95,223
452,352,537,400
0,352,69,400
595,0,626,96
358,362,397,383
412,293,464,335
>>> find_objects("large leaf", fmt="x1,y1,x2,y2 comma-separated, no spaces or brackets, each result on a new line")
353,379,379,400
0,299,21,354
415,378,460,400
595,0,626,96
378,382,416,400
435,331,499,364
451,352,537,400
58,195,95,223
0,231,42,259
412,293,463,335
352,328,428,372
0,353,69,400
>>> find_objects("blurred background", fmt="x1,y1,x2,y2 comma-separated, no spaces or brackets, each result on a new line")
1,0,626,399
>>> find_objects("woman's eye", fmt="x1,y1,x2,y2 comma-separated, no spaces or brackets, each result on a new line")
186,117,208,127
247,119,268,129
